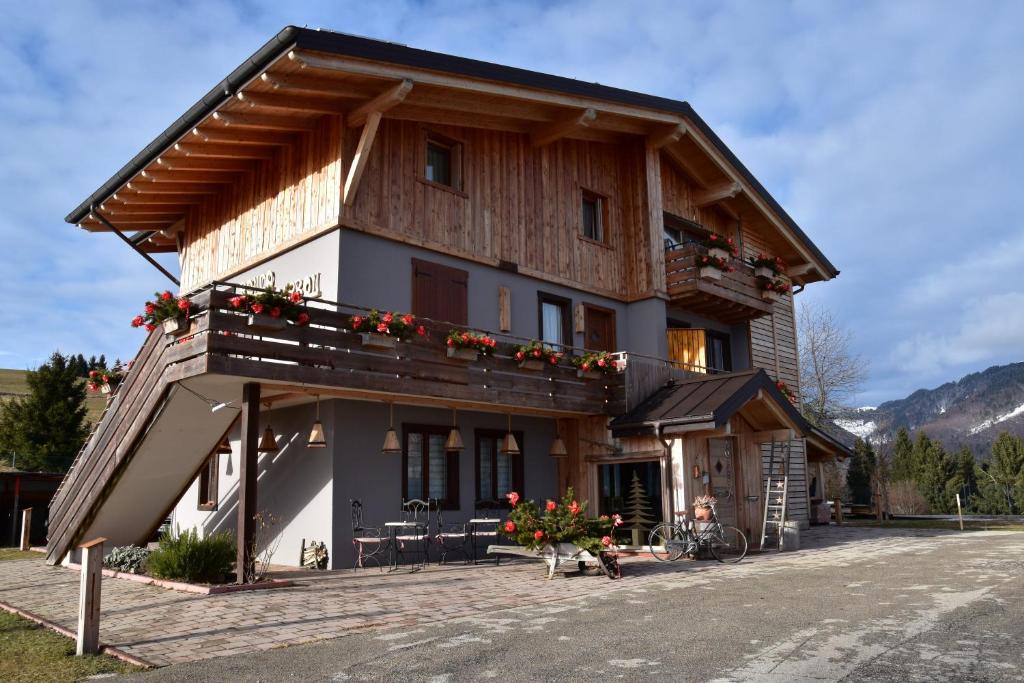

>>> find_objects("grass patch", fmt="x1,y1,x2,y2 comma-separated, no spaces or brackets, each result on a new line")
846,519,1024,532
0,610,139,682
0,368,108,427
0,549,40,561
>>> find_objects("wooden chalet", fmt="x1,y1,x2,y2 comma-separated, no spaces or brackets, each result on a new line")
50,27,849,571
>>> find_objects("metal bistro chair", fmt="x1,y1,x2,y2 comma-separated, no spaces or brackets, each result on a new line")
434,505,470,565
351,499,387,571
470,501,504,565
396,498,432,569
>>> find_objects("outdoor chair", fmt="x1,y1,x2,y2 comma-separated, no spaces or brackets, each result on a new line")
397,498,432,568
470,501,505,565
434,505,470,564
350,499,387,571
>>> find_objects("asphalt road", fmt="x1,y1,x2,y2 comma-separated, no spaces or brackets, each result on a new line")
125,530,1024,682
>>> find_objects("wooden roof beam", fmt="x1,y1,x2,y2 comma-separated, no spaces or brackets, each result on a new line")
190,128,295,146
347,79,413,128
693,182,742,208
211,112,319,132
140,170,238,183
236,91,348,114
259,72,379,98
648,122,688,149
99,203,188,215
126,182,220,195
153,156,256,172
530,108,596,147
663,145,710,189
105,193,209,205
173,142,277,159
343,111,382,207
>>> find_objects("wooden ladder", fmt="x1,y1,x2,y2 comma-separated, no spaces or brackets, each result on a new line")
760,440,790,552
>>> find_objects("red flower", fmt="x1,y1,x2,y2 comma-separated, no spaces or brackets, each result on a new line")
160,291,173,301
447,338,455,347
144,303,155,314
88,370,97,378
144,323,156,332
88,385,97,392
581,363,590,371
101,375,109,383
546,500,556,512
601,535,612,547
269,307,282,318
709,234,718,241
569,501,580,516
599,514,609,521
515,351,525,361
229,296,244,308
504,521,516,533
612,513,623,527
548,355,558,365
376,322,389,333
461,333,469,342
131,315,144,328
382,312,393,324
532,349,542,358
177,298,190,311
351,315,363,329
416,325,426,336
597,358,606,368
534,530,544,541
402,314,413,326
296,312,310,325
506,491,520,507
289,291,302,303
251,303,264,315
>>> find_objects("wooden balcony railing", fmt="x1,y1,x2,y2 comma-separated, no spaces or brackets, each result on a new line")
664,244,775,323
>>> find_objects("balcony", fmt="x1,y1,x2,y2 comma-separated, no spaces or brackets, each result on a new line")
664,244,775,323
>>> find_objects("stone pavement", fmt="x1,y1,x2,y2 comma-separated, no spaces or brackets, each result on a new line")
0,526,1010,667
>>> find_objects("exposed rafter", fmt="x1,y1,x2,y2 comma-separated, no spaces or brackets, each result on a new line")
127,182,220,195
140,170,238,183
190,128,294,146
693,182,742,208
347,79,414,128
236,91,348,114
173,143,277,159
530,108,596,147
662,145,710,189
259,72,378,98
648,122,687,149
211,112,318,132
343,111,382,207
154,156,256,172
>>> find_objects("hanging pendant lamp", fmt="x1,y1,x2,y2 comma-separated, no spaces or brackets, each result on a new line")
548,434,568,458
445,407,464,451
258,402,279,452
307,395,327,449
381,402,402,454
500,413,520,455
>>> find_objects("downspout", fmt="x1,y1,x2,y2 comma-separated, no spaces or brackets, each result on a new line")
659,431,676,521
90,209,180,287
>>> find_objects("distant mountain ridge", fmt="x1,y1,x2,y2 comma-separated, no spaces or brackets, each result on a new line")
835,362,1024,455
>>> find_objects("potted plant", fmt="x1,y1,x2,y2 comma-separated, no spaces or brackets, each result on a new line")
571,351,621,379
512,340,561,370
132,291,192,337
693,495,717,521
445,330,497,361
702,233,738,261
349,310,425,351
697,254,735,281
775,379,798,404
227,286,311,331
86,364,124,395
758,277,791,302
748,253,786,280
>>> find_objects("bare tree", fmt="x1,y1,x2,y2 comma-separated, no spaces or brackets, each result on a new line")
797,300,867,425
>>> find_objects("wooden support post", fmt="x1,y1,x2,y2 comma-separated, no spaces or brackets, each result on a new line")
955,493,964,531
19,507,32,551
875,493,883,523
237,382,260,584
833,497,844,525
76,537,106,656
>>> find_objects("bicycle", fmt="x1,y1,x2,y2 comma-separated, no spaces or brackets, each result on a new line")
647,504,748,563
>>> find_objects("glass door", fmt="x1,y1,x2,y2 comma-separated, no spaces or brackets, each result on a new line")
597,461,663,545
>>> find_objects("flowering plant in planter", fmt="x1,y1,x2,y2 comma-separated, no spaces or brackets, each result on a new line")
446,330,498,356
228,286,310,325
759,278,792,301
349,309,425,340
131,291,191,333
697,253,736,281
498,489,622,555
775,380,798,404
693,495,717,520
701,233,738,258
512,340,562,368
86,365,123,393
748,253,786,277
571,351,620,375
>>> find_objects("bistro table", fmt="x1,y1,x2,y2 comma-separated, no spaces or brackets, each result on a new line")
467,518,502,564
384,521,427,571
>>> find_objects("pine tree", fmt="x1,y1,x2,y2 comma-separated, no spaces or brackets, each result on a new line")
0,352,89,472
846,438,876,505
623,471,657,545
88,355,97,371
913,433,955,514
890,428,915,482
973,433,1024,514
98,354,107,369
946,447,977,512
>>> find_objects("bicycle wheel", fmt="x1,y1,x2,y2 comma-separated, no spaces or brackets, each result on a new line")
710,526,748,563
648,523,686,561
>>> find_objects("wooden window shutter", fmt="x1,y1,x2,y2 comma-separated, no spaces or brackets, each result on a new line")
411,258,468,325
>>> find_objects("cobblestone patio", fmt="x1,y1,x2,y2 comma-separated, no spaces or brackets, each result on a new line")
0,527,1002,667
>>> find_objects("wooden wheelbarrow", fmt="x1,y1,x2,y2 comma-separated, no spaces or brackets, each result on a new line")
487,543,620,580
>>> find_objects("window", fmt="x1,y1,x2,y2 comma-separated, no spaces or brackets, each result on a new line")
476,430,524,505
197,456,218,511
537,292,571,348
424,132,463,190
706,331,732,372
403,425,459,509
581,189,606,242
412,258,468,325
663,213,709,249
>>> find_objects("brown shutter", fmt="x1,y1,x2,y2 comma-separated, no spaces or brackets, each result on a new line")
411,258,468,325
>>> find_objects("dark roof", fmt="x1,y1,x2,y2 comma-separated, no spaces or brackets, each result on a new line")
64,27,838,278
610,369,852,457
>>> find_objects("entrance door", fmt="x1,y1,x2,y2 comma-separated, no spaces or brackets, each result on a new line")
597,460,662,546
583,304,616,352
708,438,737,527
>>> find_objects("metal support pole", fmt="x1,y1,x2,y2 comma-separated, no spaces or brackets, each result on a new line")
19,508,32,551
237,383,260,584
77,537,105,656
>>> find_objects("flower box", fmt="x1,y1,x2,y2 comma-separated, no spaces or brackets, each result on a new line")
247,314,287,332
699,266,723,281
754,266,775,279
446,346,480,362
100,383,112,395
576,369,604,380
517,359,545,371
761,290,780,303
360,332,398,351
708,247,732,261
162,317,189,337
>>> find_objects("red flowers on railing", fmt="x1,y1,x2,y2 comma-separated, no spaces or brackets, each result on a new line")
446,330,497,355
513,340,562,366
702,233,739,258
350,310,425,340
229,286,310,325
131,291,191,332
776,380,798,404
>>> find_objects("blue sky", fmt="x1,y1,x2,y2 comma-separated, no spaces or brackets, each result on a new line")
2,0,1022,405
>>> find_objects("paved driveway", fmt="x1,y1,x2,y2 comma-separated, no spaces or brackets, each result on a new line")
2,526,1022,679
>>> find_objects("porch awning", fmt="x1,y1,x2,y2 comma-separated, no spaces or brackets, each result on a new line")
609,369,852,458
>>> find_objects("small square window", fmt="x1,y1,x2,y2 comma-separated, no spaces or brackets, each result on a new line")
581,190,605,242
197,456,218,511
424,133,463,190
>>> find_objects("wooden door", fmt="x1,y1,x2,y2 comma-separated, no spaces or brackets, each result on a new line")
707,438,738,527
667,329,707,373
411,258,468,325
583,304,616,352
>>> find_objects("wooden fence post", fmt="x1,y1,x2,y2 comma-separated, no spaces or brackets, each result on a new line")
833,498,843,525
77,537,106,656
955,494,964,531
19,508,32,551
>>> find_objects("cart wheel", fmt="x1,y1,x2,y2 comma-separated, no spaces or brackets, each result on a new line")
578,560,603,576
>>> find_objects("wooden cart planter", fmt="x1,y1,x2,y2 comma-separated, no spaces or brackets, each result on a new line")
488,543,620,580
